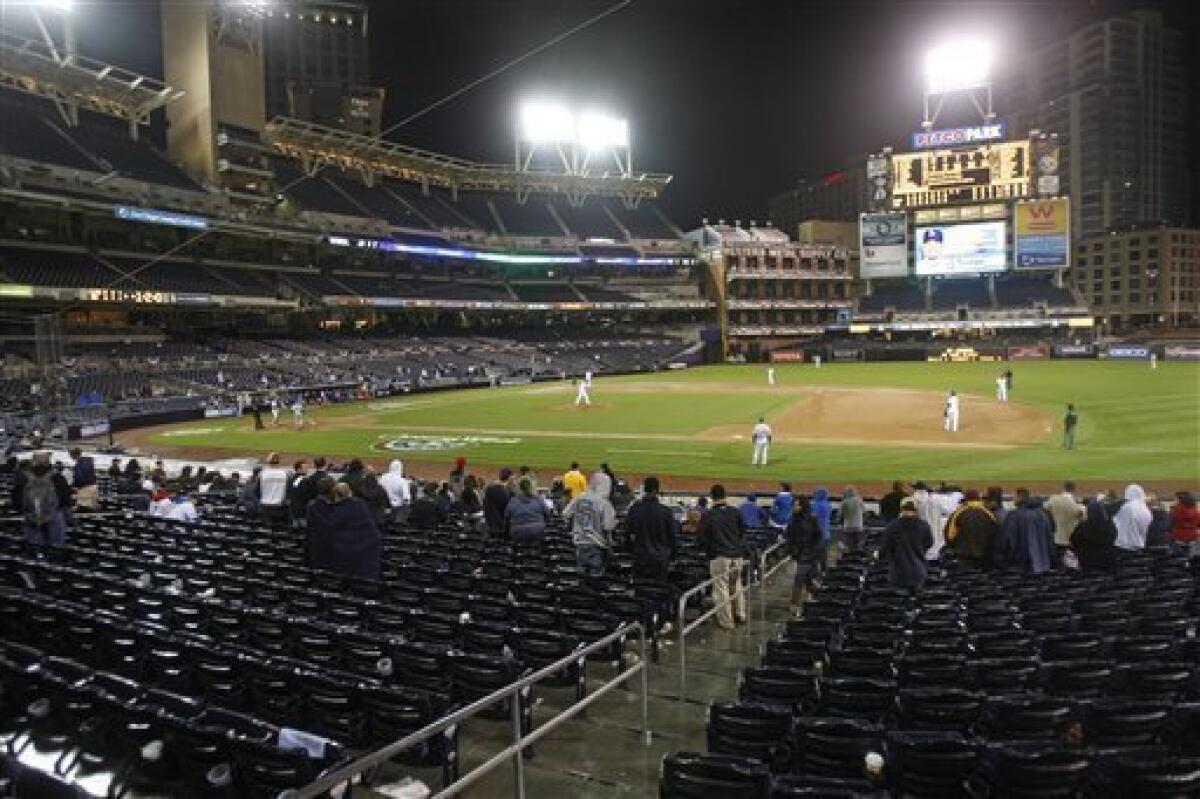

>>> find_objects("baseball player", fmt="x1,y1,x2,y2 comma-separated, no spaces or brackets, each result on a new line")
996,375,1008,403
751,416,772,466
291,397,305,428
1151,352,1158,370
574,374,591,406
269,396,281,427
767,367,776,387
813,354,822,369
944,390,960,433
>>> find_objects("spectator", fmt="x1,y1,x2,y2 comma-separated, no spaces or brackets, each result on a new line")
787,495,824,611
107,458,123,480
944,489,1000,570
879,481,906,522
812,486,833,544
626,476,678,582
240,467,262,514
1070,499,1118,572
457,475,483,518
340,460,389,526
1170,492,1200,556
564,471,617,577
563,462,587,499
258,454,290,522
769,483,794,530
435,482,454,521
506,477,551,544
739,493,765,529
839,486,865,553
1113,484,1152,551
912,482,943,558
290,456,328,523
164,492,200,522
698,484,748,630
18,451,72,546
305,478,382,580
68,447,98,511
681,496,707,534
409,483,441,529
548,477,568,512
448,456,467,498
518,465,539,493
995,488,1056,574
379,460,412,518
1146,492,1172,549
879,498,934,591
483,468,515,536
285,460,309,524
1045,481,1085,552
985,486,1008,525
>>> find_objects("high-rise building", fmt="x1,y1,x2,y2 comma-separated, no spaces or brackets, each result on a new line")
1070,227,1200,328
767,159,870,238
996,9,1192,237
262,1,373,129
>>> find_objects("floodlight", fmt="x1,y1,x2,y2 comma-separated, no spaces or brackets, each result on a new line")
519,102,576,144
36,0,73,11
576,112,628,150
925,39,993,94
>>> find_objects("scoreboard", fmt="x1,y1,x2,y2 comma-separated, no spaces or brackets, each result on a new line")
891,140,1031,209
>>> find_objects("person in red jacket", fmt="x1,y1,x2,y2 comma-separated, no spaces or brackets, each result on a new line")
1170,491,1200,556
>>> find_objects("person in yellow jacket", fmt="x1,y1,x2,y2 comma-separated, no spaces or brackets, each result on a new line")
944,489,1000,570
563,462,587,499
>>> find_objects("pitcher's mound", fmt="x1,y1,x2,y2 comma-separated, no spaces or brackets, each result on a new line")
703,387,1055,449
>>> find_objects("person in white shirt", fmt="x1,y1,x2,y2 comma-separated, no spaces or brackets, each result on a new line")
574,376,591,406
269,397,281,426
996,376,1008,402
813,354,822,369
944,390,960,432
767,367,776,386
379,460,411,513
751,417,772,466
258,453,291,521
1150,352,1158,370
165,494,200,522
291,398,305,428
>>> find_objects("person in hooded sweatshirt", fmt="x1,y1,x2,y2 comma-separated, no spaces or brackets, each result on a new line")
812,487,833,544
17,451,73,546
506,477,550,544
787,495,825,611
839,486,866,553
1070,499,1118,572
995,488,1056,574
378,460,411,520
1145,492,1172,549
1113,484,1152,551
1170,492,1200,556
564,471,617,577
626,476,678,582
408,483,441,529
739,493,766,529
879,498,934,591
306,478,382,580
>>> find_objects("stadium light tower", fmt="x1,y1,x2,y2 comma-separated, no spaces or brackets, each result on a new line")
515,100,633,197
922,38,995,129
26,0,76,65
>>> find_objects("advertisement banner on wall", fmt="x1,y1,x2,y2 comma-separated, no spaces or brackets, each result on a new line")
1009,346,1050,360
915,221,1007,275
1106,345,1151,360
770,350,806,363
831,348,865,362
1053,344,1096,358
1014,198,1070,269
859,212,908,277
1165,345,1200,361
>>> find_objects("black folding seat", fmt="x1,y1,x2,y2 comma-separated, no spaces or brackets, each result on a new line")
896,688,983,732
1040,632,1105,660
562,609,625,664
898,654,967,687
388,641,451,693
1109,753,1200,796
241,657,301,722
970,630,1038,658
738,667,819,712
888,731,977,797
1139,614,1193,637
785,618,841,644
660,751,771,798
841,623,901,651
762,638,827,670
907,631,966,657
967,744,1090,798
357,683,459,785
827,647,895,680
290,623,339,668
970,657,1040,693
460,619,517,657
976,696,1073,742
300,672,367,746
817,678,897,722
366,605,410,636
707,701,795,771
769,775,886,798
1082,698,1172,746
190,646,246,708
1021,610,1077,635
426,588,468,616
230,731,346,797
514,629,585,699
513,602,559,631
407,609,461,643
794,716,884,779
1114,661,1195,697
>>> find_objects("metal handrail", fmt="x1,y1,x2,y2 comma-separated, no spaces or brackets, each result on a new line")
676,538,788,701
283,621,649,799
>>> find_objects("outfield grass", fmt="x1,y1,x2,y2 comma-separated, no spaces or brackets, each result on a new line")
145,361,1200,485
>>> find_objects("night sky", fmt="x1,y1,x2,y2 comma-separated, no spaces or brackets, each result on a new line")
16,0,1198,228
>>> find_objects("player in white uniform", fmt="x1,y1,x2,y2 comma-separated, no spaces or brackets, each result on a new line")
751,417,772,466
944,390,960,432
1151,352,1158,370
269,397,281,426
767,367,776,386
996,376,1008,402
291,397,305,427
574,372,592,406
813,354,822,369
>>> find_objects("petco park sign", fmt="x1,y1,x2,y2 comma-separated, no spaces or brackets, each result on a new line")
374,433,521,452
911,123,1006,149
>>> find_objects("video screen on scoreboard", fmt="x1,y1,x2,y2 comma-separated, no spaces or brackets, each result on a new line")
914,221,1007,276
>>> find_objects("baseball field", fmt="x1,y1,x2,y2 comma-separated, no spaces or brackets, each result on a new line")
133,361,1200,491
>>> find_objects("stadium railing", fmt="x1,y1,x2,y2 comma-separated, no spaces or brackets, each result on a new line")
676,539,792,702
283,621,651,799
